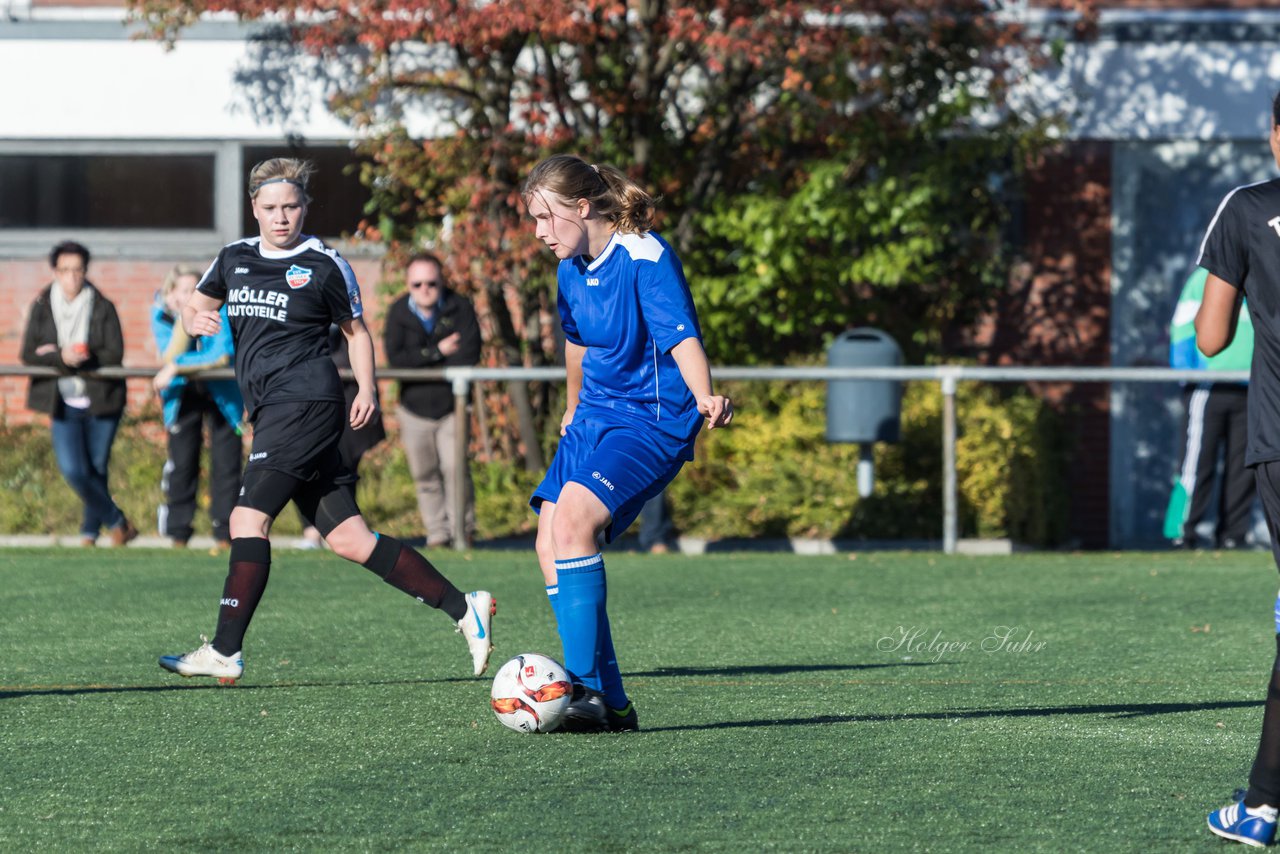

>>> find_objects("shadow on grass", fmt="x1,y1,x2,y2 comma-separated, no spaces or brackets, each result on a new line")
627,662,943,677
644,699,1264,732
0,662,937,700
0,676,480,700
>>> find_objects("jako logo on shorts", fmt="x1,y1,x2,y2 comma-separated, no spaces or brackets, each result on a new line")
592,471,615,491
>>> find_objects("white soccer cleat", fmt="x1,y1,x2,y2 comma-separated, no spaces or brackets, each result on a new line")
159,635,243,684
455,591,496,676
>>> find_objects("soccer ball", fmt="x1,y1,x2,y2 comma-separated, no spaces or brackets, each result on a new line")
490,653,573,734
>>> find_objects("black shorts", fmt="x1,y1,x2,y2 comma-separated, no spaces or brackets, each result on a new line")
238,400,361,535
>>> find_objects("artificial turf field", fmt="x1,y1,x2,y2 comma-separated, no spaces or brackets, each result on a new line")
2,547,1278,851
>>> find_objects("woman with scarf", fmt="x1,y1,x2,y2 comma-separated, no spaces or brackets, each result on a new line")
21,240,136,547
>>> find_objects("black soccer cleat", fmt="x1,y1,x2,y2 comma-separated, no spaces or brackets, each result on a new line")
557,683,608,733
605,701,639,733
556,684,640,733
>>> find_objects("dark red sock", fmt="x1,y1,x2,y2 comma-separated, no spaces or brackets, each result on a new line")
362,534,466,620
211,538,271,656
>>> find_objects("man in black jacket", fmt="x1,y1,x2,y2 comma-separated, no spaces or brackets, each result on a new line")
20,240,137,547
383,252,482,548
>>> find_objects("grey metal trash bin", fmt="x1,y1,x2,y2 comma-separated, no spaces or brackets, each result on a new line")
826,328,903,496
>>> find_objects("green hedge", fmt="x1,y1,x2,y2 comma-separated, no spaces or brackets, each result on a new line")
667,380,1066,544
0,383,1064,544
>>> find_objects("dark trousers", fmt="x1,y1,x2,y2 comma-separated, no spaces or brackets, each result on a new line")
638,491,674,550
160,386,242,542
1176,383,1252,545
51,405,124,537
1245,463,1280,805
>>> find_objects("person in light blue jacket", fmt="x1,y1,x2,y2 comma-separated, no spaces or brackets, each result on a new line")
151,264,244,549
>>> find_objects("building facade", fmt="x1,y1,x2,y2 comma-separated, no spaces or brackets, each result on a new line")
3,0,1278,546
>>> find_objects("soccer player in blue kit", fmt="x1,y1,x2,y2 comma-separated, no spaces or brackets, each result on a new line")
521,155,734,732
158,158,495,683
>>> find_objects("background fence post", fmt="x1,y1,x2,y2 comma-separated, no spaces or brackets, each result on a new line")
942,371,958,555
452,374,470,551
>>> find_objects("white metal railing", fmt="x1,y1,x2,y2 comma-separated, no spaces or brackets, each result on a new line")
3,364,1246,552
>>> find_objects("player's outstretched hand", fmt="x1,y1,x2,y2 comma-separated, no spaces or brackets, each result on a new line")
189,310,222,338
698,395,733,430
350,388,378,430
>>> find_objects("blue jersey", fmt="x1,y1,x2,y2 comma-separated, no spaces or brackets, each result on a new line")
557,231,703,444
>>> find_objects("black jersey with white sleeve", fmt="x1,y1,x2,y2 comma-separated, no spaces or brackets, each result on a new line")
1198,178,1280,466
197,235,364,420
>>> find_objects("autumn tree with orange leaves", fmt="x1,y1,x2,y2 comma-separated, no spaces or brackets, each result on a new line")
132,0,1094,462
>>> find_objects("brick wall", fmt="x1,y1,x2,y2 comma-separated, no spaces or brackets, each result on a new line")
0,255,389,425
970,141,1114,548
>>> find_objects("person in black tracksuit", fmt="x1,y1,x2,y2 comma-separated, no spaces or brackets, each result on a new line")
1166,266,1255,550
1172,384,1252,548
151,264,245,549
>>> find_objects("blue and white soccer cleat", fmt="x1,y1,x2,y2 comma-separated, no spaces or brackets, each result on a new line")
1208,799,1278,847
456,591,496,676
158,635,243,684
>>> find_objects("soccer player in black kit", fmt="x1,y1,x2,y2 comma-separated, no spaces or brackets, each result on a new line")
1199,92,1280,847
159,158,495,683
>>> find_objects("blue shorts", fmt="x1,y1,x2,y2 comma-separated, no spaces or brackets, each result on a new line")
531,408,693,542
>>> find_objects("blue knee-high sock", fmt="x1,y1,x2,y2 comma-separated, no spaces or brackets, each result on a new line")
552,555,627,706
547,578,629,707
546,582,564,641
597,609,629,710
550,561,629,709
554,555,603,690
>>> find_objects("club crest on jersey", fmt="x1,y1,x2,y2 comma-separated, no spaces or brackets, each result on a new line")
285,264,313,289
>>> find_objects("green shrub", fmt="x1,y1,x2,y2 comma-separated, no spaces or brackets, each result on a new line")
0,416,168,536
666,379,1065,544
0,383,1064,545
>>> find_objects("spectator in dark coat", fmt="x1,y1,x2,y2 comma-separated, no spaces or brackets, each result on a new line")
21,240,136,547
382,252,481,548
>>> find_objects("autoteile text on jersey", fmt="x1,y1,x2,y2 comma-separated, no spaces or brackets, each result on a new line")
226,287,290,322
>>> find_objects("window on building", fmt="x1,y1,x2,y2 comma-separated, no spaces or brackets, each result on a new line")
0,154,216,230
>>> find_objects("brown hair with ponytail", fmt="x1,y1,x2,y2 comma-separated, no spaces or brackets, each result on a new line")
522,154,656,234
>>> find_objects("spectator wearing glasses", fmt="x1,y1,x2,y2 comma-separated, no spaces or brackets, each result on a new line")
383,252,482,548
21,240,137,547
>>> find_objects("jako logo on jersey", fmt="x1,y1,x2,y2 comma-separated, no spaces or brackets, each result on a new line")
592,471,615,491
285,264,313,288
249,451,269,462
1269,216,1280,238
234,266,250,275
220,597,240,607
586,277,600,287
